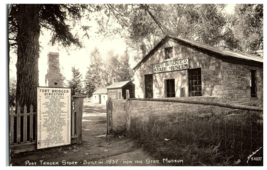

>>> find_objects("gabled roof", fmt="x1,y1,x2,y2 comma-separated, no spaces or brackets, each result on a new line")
133,35,263,70
106,81,132,89
93,88,107,94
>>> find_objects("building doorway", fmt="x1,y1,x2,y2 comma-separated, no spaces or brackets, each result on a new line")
145,74,153,98
166,79,175,97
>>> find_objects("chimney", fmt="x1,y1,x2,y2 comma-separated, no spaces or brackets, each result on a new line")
46,52,63,87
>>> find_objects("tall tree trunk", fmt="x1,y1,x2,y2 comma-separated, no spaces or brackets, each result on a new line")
16,5,40,112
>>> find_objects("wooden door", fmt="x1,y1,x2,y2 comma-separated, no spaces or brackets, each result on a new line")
166,79,175,97
145,74,153,98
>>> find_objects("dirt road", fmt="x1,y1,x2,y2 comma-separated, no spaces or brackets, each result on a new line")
10,102,162,166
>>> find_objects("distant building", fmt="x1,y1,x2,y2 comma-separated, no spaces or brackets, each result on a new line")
107,81,135,99
133,35,263,107
92,88,108,104
45,52,64,87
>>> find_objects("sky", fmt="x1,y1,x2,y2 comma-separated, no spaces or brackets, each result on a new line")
9,16,131,87
9,4,237,87
2,1,266,167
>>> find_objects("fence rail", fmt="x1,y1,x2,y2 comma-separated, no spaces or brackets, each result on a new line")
9,105,36,145
9,95,85,153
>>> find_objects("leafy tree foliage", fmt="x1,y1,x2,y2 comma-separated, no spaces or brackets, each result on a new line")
229,4,263,54
95,4,262,60
84,48,133,97
84,74,96,98
95,4,228,60
104,49,133,85
67,67,83,95
114,49,134,82
8,4,90,111
9,4,263,110
83,48,103,97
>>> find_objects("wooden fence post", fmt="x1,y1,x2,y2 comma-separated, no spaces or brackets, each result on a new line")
73,94,86,144
30,105,33,142
125,89,131,132
71,99,75,138
10,106,14,145
106,97,113,135
23,105,27,143
106,98,109,135
17,105,21,144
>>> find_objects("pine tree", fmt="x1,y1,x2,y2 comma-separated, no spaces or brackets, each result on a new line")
118,49,134,82
84,68,97,98
84,48,103,97
8,4,89,111
67,67,83,95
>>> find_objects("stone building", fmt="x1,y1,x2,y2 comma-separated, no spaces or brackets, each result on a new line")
92,88,108,104
133,36,263,106
45,52,64,87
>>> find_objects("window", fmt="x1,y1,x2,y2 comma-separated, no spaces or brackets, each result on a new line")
188,68,202,96
165,79,175,97
165,47,173,59
251,70,256,97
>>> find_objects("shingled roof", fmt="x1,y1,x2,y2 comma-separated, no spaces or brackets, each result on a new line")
93,88,107,94
106,81,132,89
133,35,263,70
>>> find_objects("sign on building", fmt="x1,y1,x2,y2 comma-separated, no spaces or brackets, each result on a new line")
153,59,189,73
37,87,71,149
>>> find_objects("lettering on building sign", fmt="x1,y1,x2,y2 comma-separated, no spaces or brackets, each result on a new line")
37,87,71,149
153,59,189,73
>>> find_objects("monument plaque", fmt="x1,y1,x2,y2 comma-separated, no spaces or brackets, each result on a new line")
37,87,71,149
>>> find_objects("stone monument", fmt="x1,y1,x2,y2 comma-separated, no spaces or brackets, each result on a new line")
38,52,71,149
45,52,64,87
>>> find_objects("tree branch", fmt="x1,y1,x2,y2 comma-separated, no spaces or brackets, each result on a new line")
141,4,167,35
10,43,17,47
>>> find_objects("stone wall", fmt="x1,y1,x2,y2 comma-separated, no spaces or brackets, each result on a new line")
133,39,263,107
219,62,263,107
126,97,231,130
107,96,262,134
110,99,127,133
